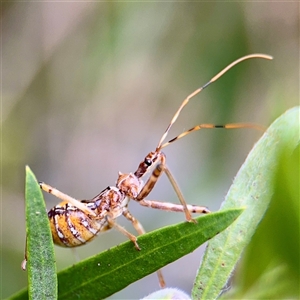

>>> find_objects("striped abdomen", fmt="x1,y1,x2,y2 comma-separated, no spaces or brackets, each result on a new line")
48,201,108,247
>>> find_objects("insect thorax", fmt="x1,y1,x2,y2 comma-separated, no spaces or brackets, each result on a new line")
116,172,143,199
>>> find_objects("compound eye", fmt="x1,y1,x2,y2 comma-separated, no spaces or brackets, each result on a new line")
144,158,152,167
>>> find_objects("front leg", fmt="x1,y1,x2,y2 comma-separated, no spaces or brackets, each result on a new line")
135,160,164,201
135,153,196,222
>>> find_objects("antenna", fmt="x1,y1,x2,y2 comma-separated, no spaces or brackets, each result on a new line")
156,54,273,150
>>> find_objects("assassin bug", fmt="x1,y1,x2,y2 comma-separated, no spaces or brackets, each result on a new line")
22,54,272,288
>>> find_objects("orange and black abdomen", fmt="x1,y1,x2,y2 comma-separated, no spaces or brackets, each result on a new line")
48,201,105,247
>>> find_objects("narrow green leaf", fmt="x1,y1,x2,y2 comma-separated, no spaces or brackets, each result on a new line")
192,107,300,300
10,208,243,299
24,166,57,300
58,208,243,299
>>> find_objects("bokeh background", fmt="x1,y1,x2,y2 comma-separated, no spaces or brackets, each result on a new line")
1,2,298,299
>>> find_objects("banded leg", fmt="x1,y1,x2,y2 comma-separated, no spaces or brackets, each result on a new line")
136,154,196,223
123,209,166,288
138,199,210,214
164,165,196,222
135,154,166,201
106,214,141,250
39,182,96,217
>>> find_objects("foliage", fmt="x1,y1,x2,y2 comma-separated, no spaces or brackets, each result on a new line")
9,108,299,299
10,167,243,299
194,107,299,299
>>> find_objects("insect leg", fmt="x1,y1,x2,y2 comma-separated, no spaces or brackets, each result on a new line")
136,154,196,223
106,215,141,250
123,209,166,288
135,157,165,201
123,209,146,234
39,182,96,216
164,165,196,223
138,199,210,214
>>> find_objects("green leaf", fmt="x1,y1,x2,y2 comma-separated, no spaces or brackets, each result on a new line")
192,107,300,300
223,132,300,299
23,166,57,300
9,208,243,299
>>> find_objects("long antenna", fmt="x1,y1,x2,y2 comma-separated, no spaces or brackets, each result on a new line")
156,53,273,150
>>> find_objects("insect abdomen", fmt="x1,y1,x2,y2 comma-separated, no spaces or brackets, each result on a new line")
48,201,105,247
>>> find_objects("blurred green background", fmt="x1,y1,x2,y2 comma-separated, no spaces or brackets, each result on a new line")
1,2,298,299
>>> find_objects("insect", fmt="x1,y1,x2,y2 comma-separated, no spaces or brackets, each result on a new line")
22,53,272,288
